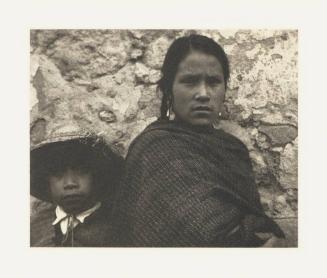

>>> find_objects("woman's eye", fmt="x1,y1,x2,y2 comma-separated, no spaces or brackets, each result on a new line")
207,77,222,86
180,76,198,85
183,80,195,85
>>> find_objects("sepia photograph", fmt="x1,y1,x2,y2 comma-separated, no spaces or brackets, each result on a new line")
30,29,298,247
3,0,327,277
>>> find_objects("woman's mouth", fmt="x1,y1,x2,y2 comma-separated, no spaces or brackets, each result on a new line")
192,106,213,115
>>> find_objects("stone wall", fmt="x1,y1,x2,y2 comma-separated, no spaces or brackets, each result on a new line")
30,29,298,246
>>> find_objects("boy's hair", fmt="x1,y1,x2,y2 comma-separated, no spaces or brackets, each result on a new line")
31,138,123,203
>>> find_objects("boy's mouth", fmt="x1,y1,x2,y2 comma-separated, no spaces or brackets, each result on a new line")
60,194,89,214
62,194,84,201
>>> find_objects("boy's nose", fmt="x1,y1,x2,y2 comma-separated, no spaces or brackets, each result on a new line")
63,169,79,190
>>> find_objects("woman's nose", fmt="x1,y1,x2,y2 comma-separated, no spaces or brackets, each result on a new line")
195,82,210,101
63,169,79,190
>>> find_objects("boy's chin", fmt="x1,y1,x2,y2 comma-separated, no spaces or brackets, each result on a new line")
59,197,95,214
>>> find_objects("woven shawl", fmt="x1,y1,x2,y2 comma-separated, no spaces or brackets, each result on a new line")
111,120,284,247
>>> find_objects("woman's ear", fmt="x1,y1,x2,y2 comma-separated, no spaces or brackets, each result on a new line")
168,107,176,120
167,94,176,120
220,104,228,120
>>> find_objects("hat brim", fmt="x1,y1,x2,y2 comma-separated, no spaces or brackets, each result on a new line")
30,137,124,202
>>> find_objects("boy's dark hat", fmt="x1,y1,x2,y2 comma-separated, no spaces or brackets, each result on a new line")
30,129,124,202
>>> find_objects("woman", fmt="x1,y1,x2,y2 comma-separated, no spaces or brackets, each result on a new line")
112,34,285,247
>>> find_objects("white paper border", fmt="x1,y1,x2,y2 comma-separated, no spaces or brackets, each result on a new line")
1,0,326,277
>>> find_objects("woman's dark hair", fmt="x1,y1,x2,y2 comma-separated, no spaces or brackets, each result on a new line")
158,34,230,120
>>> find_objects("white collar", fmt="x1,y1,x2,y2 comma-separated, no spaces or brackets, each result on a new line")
52,202,101,234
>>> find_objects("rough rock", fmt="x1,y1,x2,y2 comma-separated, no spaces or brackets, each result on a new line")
98,35,131,68
258,187,274,216
143,36,172,69
249,151,269,185
279,138,298,189
30,118,47,144
98,110,117,123
255,132,271,150
258,125,298,146
113,62,136,85
274,218,298,247
272,194,296,218
131,49,143,60
135,62,150,83
216,120,253,151
259,110,298,126
32,55,73,109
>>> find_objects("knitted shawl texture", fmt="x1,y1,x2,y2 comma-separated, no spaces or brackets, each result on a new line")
112,120,284,247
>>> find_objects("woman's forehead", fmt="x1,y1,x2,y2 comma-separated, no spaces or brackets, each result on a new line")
177,51,223,76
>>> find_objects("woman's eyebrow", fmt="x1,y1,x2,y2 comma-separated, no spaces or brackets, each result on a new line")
206,75,223,79
178,74,201,82
179,73,222,79
179,73,200,78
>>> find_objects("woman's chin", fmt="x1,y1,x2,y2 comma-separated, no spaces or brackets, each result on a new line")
187,117,213,127
174,114,214,127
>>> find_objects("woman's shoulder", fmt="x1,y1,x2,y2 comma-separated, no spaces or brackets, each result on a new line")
216,128,248,147
129,120,176,147
129,119,250,152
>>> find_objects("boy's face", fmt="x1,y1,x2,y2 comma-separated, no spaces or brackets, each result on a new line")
49,167,96,214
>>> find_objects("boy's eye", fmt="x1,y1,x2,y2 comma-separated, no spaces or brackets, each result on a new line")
47,167,65,177
72,165,91,174
47,165,91,178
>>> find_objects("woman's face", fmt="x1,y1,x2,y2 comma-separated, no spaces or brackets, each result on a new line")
172,50,226,126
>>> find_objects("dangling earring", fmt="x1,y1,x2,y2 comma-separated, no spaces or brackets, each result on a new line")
218,112,222,117
168,107,175,120
167,96,175,121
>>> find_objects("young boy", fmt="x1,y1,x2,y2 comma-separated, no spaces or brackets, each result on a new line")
30,129,124,247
